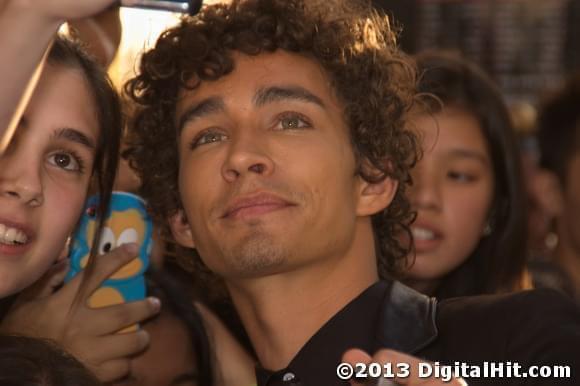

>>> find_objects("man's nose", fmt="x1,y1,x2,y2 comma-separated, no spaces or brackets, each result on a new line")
221,134,275,182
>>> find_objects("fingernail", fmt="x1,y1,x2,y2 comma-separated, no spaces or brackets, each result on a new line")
123,243,139,255
148,297,161,312
138,330,150,347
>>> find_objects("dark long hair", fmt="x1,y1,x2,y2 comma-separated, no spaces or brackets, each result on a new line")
414,52,528,299
0,335,101,386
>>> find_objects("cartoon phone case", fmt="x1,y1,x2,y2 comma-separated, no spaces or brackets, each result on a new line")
66,192,153,315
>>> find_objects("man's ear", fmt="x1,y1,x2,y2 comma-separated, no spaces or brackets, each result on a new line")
355,173,399,216
169,210,196,249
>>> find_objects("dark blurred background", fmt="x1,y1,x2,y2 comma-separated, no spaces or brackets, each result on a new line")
373,0,580,103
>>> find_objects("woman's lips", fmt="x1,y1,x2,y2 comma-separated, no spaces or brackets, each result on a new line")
0,223,29,245
411,224,443,253
0,242,32,257
0,218,35,257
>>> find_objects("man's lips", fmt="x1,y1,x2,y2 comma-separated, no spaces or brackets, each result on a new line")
221,192,296,220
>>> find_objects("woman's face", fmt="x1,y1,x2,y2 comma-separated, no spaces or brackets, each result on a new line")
0,64,99,297
405,107,494,293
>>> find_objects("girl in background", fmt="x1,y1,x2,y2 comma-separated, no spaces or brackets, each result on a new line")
404,52,530,299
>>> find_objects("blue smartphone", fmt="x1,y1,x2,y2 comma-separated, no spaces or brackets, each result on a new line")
120,0,203,15
65,192,153,311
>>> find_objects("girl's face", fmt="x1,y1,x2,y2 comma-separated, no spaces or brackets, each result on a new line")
406,107,494,293
0,65,99,297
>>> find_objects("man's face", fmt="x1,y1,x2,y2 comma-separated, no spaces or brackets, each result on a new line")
172,51,370,279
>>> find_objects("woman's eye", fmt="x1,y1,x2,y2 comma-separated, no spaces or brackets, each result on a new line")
191,131,228,149
48,152,82,172
277,114,311,130
447,171,475,183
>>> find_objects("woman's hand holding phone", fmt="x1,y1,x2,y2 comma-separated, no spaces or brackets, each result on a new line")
0,244,161,382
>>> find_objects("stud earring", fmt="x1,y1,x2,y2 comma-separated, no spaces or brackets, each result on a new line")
483,223,492,237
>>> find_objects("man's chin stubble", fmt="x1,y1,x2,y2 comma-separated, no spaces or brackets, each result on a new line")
225,232,288,275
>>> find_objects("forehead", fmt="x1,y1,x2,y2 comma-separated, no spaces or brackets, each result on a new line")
176,50,341,116
23,65,99,138
415,108,488,155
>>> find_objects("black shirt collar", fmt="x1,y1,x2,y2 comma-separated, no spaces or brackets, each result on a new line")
255,280,437,386
256,281,387,385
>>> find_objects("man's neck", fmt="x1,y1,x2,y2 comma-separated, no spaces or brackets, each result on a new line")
226,224,379,370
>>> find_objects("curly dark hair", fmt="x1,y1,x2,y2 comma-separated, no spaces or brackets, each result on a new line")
125,0,419,282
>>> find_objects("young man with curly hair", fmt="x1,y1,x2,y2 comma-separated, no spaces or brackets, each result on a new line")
126,1,580,385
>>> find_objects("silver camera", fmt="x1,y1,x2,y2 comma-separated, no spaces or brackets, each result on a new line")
120,0,203,15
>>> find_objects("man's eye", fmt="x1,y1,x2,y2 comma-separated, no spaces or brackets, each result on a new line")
48,152,83,172
191,131,228,149
277,113,311,130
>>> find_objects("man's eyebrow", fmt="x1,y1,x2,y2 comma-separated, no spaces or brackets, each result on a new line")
52,127,96,150
254,86,326,109
177,97,226,133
